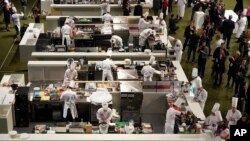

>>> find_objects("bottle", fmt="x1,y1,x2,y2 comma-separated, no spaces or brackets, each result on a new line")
80,118,84,128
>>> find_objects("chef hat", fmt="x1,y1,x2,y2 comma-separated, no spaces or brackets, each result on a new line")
168,36,175,42
143,12,149,18
196,77,202,88
102,102,109,110
174,97,185,108
124,59,131,65
69,80,75,88
149,55,155,65
70,62,76,70
211,103,220,113
12,8,17,13
232,97,238,108
159,12,164,19
215,111,223,122
192,68,198,78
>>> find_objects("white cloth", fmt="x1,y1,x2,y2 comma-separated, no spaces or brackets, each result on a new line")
138,18,150,32
194,88,207,111
110,35,123,49
236,17,247,38
60,89,78,119
141,65,161,81
100,2,110,15
12,13,23,31
96,107,112,123
103,13,113,23
174,39,183,62
139,28,153,46
165,107,181,134
102,58,116,81
61,24,72,46
204,114,219,130
177,0,187,18
226,109,242,127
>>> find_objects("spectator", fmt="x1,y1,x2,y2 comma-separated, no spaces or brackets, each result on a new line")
245,84,250,114
215,34,224,49
168,0,173,13
122,0,131,16
3,2,11,31
187,30,200,62
32,6,41,23
183,21,195,51
234,0,243,13
205,23,214,55
213,49,226,86
236,113,248,125
197,41,209,78
21,0,27,19
153,0,162,16
237,82,247,112
162,0,168,19
221,15,235,49
247,6,250,28
226,51,241,88
234,59,247,95
190,0,200,21
134,1,143,16
168,14,178,34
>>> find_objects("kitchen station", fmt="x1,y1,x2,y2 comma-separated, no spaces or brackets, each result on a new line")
0,0,217,141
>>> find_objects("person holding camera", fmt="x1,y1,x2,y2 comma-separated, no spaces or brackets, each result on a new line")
198,41,209,78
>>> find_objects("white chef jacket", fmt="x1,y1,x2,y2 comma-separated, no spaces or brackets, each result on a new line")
165,107,181,134
65,18,75,28
226,109,242,127
138,18,150,32
60,89,78,119
195,88,208,111
141,65,161,81
236,17,247,38
139,28,153,46
12,13,23,31
159,20,167,30
61,24,72,46
110,35,123,49
174,39,183,62
103,13,113,23
64,68,78,81
191,76,202,94
102,58,116,81
96,107,112,123
205,114,219,130
177,0,187,18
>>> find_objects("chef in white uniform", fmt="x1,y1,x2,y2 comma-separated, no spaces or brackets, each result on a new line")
204,103,220,130
60,81,78,120
193,84,208,111
226,97,242,127
159,12,167,32
63,62,78,86
177,0,187,19
138,12,150,32
141,55,161,81
139,28,155,51
236,14,247,39
100,0,110,15
102,52,117,81
11,9,23,36
97,102,112,123
191,68,202,94
165,102,181,134
173,38,183,62
103,6,113,23
110,35,123,51
65,16,75,28
61,21,72,47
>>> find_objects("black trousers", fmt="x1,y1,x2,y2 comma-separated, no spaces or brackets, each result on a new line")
234,78,245,95
123,10,130,16
227,73,235,86
214,72,223,86
187,47,197,62
247,16,250,28
14,25,19,35
35,16,40,23
183,37,190,51
223,33,232,48
198,58,206,78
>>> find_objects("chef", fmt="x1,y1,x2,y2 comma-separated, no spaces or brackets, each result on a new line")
60,80,78,121
226,97,242,127
141,55,161,81
61,21,72,47
138,12,150,32
139,28,155,52
102,7,113,23
100,0,110,15
236,13,247,39
63,62,78,86
177,0,187,20
102,52,117,81
110,35,123,51
159,12,167,32
173,38,183,62
65,16,75,28
193,84,208,111
191,68,202,94
165,102,181,134
11,9,23,36
204,103,220,130
97,102,112,124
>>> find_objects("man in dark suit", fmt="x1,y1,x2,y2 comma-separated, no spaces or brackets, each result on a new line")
221,15,235,49
187,30,200,62
183,21,195,51
169,14,179,34
134,1,143,16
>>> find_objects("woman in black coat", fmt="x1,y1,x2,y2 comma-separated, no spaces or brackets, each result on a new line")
213,49,226,86
245,83,250,115
3,3,11,31
234,0,243,13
